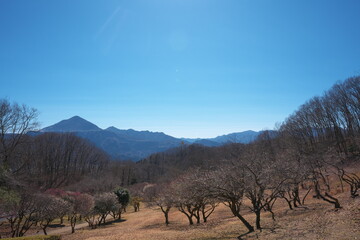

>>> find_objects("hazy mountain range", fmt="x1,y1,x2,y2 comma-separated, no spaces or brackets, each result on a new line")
41,116,262,161
182,130,261,146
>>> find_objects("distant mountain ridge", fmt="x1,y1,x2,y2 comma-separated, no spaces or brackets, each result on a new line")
41,116,185,161
41,116,263,161
212,130,260,143
182,130,261,145
106,126,178,142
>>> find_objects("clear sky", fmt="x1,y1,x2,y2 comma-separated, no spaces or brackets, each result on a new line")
1,0,360,138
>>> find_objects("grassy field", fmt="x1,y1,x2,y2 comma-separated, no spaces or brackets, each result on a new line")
59,191,360,240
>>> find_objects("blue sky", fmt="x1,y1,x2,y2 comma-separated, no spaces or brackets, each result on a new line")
1,0,360,138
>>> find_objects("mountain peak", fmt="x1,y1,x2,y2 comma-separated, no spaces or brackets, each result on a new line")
42,116,102,132
69,115,84,120
106,126,118,131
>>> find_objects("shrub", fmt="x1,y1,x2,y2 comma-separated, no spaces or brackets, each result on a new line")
94,192,119,225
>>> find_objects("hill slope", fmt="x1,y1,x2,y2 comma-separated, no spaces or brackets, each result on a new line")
59,192,360,240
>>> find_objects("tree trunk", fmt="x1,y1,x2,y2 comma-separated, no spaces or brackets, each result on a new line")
187,215,194,225
70,215,76,234
235,212,254,232
228,206,254,233
293,199,298,208
178,206,195,225
255,210,261,230
302,188,312,205
202,209,207,223
164,211,169,225
201,204,216,223
195,208,201,224
41,221,50,236
284,198,293,210
318,192,341,209
293,188,301,206
118,210,122,220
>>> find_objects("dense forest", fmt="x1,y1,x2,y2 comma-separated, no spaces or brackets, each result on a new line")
0,76,359,238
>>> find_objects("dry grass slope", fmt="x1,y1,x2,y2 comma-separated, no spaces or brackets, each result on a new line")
60,191,360,240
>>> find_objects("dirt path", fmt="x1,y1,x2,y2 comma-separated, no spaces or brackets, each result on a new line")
46,221,89,235
29,215,117,237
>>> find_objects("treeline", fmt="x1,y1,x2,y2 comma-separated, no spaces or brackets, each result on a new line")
137,76,360,183
15,133,108,189
137,76,360,236
135,143,228,182
281,76,360,155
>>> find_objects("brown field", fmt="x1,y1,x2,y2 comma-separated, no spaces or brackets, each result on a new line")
57,191,360,240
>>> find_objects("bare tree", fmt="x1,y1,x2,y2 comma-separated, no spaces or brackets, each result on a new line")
34,194,71,235
339,170,360,198
144,183,174,225
202,167,255,234
171,180,198,225
0,99,39,171
65,192,94,233
171,171,218,225
0,191,37,237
